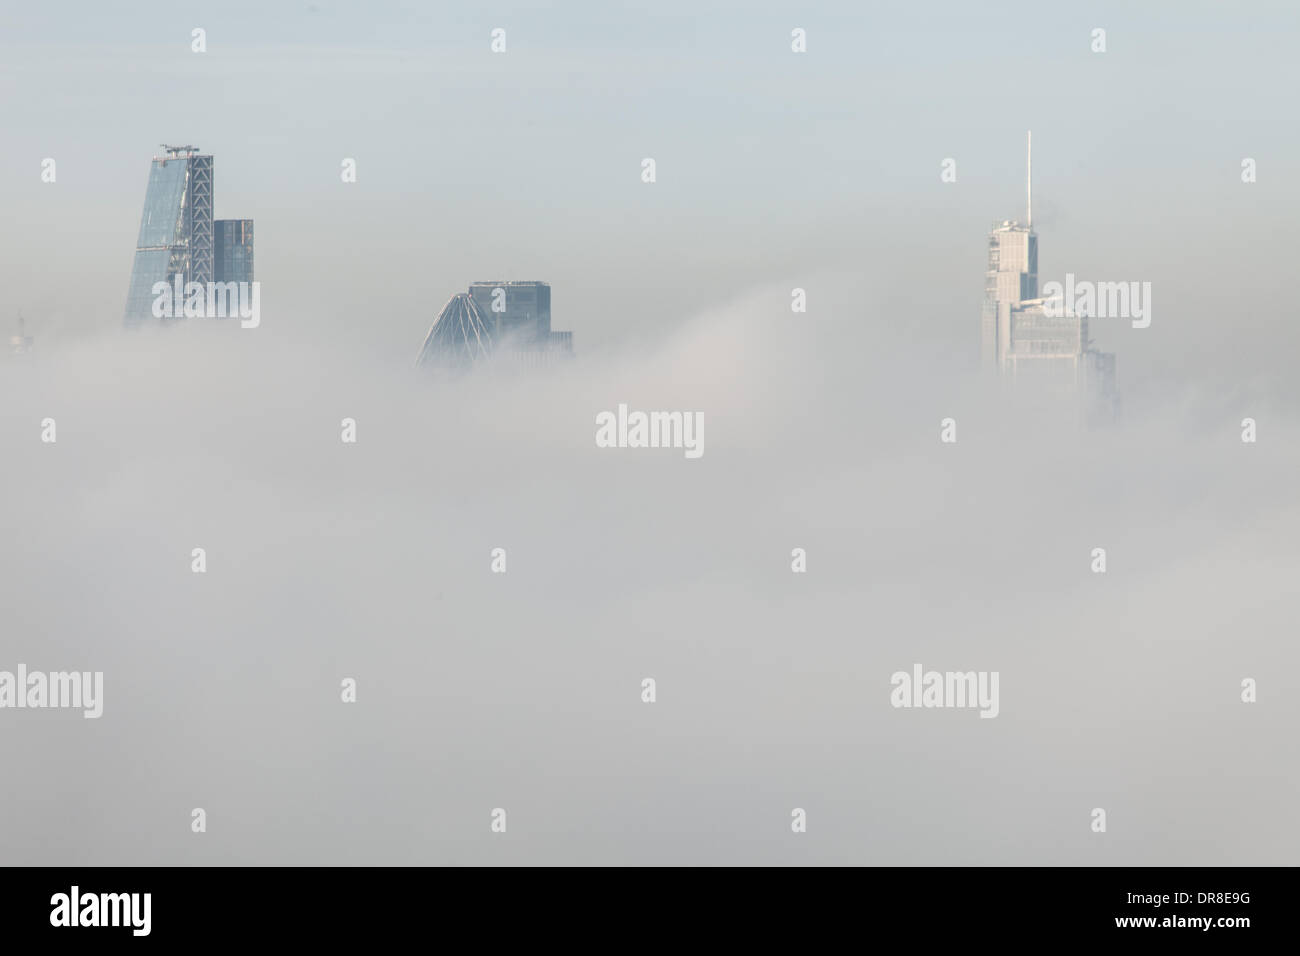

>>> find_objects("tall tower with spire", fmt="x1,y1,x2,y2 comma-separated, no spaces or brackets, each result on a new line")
979,133,1119,420
980,132,1038,369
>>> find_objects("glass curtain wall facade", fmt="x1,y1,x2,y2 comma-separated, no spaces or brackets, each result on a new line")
468,281,551,342
122,152,213,325
214,220,254,285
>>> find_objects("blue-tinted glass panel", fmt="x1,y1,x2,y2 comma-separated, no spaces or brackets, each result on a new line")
134,159,188,248
123,249,173,323
213,220,254,285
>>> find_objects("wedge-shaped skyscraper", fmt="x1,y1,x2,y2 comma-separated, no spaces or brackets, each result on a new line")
123,146,212,325
123,145,254,325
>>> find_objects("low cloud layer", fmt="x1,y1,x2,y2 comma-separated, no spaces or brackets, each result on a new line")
2,277,1297,864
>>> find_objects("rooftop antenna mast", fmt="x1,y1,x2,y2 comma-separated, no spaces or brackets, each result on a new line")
1026,130,1032,230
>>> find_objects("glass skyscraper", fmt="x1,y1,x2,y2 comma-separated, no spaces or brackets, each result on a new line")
418,281,573,371
214,220,254,286
123,146,212,325
123,146,254,325
468,281,552,342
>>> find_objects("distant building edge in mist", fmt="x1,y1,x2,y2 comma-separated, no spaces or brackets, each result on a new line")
417,281,575,373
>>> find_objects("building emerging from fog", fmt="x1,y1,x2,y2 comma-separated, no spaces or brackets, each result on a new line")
123,145,255,325
214,219,254,286
981,219,1038,365
418,281,573,372
981,133,1117,420
8,314,34,357
415,293,495,371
